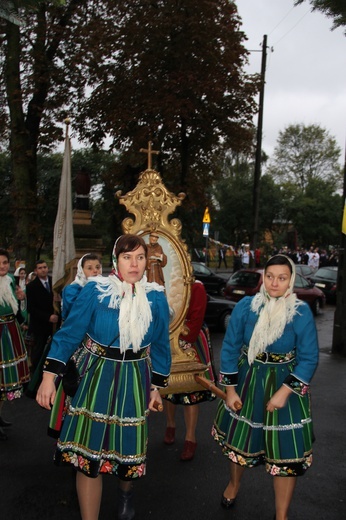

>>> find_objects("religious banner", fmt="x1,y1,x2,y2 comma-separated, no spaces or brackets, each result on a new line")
52,119,76,292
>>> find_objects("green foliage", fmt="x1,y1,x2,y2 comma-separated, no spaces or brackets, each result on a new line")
68,0,259,193
212,153,282,246
0,0,259,261
212,133,343,250
266,124,342,191
284,177,342,247
295,1,346,34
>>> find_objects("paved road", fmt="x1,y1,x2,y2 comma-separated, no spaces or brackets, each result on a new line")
1,305,345,519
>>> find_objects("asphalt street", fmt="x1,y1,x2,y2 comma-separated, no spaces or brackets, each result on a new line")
0,304,345,520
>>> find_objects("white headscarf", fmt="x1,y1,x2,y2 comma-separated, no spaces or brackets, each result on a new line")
72,254,102,287
14,267,26,290
247,254,303,365
0,275,19,314
96,236,164,353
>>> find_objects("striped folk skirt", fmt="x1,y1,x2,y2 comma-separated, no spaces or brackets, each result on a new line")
212,352,314,477
53,342,151,480
0,314,30,401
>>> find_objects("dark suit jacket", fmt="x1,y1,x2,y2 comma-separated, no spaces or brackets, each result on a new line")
26,276,55,338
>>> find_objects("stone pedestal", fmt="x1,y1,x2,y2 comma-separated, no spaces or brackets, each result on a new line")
72,209,92,226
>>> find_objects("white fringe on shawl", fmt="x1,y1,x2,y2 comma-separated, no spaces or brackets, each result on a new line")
247,256,303,365
0,275,19,315
96,274,164,353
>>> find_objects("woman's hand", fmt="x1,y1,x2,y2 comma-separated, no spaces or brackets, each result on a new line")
266,385,292,412
148,387,162,412
225,385,243,412
36,373,57,410
16,287,25,300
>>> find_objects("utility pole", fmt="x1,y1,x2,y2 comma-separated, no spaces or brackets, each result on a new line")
332,144,346,356
252,34,268,250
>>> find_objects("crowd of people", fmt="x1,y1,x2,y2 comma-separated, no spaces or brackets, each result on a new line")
270,246,338,269
0,239,319,520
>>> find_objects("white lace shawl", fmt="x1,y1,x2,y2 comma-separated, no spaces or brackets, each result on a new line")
96,274,164,353
0,275,19,314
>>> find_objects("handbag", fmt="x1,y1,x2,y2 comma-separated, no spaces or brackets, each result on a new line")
62,334,119,397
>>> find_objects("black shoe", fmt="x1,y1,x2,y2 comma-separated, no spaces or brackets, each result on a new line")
118,488,135,520
221,494,236,509
0,427,8,441
0,416,12,427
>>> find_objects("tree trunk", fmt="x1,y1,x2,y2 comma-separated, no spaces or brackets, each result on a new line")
5,19,38,267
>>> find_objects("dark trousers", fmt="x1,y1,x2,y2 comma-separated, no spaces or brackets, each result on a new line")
30,332,51,373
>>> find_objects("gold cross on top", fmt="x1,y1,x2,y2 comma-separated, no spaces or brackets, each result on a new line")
140,141,160,170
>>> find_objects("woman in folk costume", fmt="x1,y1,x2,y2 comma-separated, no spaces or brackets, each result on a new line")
37,235,171,520
47,253,102,436
163,280,216,461
212,254,319,520
14,266,28,325
61,253,102,321
0,249,30,441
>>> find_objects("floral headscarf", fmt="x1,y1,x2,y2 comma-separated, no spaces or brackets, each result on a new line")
247,254,303,364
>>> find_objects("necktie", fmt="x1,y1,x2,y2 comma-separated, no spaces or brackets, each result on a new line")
44,281,50,292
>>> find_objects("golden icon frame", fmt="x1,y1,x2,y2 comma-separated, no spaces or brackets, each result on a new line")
116,164,207,394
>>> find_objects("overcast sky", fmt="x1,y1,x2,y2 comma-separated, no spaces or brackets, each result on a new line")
236,0,346,164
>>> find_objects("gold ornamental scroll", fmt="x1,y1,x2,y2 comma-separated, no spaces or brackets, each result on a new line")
116,148,207,395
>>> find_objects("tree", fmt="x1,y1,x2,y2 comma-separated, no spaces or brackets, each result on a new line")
1,0,81,266
0,151,12,249
213,153,282,246
295,1,346,34
266,124,342,191
70,0,260,193
1,0,259,266
280,177,342,247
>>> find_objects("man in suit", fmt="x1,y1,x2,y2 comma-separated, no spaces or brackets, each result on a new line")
26,260,59,372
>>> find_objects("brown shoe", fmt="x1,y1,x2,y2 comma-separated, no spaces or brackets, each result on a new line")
164,427,175,445
180,440,197,461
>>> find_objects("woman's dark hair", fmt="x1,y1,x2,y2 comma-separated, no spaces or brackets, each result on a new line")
0,248,10,261
265,254,292,274
114,235,148,259
81,254,101,267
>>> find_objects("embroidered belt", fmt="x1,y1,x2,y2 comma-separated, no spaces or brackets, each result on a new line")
0,314,15,323
242,347,296,364
84,338,149,361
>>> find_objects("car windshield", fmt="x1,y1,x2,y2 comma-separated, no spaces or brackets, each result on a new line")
193,263,211,275
315,268,337,280
229,271,261,288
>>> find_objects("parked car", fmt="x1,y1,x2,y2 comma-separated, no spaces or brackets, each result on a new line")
191,262,228,296
205,294,236,331
295,264,315,282
225,268,326,315
310,266,338,303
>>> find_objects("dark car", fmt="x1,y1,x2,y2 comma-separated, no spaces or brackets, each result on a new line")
310,266,338,303
204,294,236,331
191,262,228,296
295,264,315,282
225,268,326,316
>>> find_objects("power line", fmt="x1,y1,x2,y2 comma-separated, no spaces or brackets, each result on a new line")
271,8,311,46
268,6,296,37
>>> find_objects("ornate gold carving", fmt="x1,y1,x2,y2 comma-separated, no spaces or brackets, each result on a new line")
116,146,207,393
